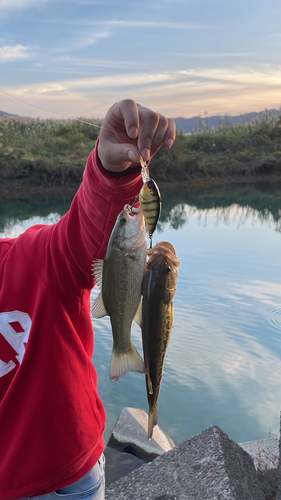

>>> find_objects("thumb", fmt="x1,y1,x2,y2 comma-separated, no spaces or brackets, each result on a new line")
126,146,142,164
98,141,142,172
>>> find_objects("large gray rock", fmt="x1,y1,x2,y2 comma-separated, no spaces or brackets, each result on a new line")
106,407,175,462
239,437,279,471
105,425,265,500
240,437,278,499
277,417,281,500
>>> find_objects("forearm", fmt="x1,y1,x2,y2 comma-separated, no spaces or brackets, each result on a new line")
77,139,143,261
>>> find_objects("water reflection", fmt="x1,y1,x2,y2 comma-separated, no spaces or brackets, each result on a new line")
0,182,280,445
1,182,281,235
0,191,74,234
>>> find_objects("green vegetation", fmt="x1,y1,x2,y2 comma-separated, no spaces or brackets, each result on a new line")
150,110,281,185
1,111,281,191
0,117,100,188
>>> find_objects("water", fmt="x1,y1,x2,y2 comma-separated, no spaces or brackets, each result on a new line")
1,183,281,445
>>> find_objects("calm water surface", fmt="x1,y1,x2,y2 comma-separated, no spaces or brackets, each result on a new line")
1,183,280,445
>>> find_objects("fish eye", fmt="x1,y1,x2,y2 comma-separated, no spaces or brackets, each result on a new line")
120,217,126,224
166,266,171,273
146,179,154,190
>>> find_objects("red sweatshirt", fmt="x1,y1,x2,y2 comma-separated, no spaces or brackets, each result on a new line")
0,142,144,499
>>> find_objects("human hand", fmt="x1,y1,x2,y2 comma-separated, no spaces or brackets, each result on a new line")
97,99,176,173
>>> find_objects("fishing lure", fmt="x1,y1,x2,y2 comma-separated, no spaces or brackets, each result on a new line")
139,159,162,248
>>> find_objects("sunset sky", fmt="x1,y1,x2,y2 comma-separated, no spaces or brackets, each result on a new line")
1,0,281,119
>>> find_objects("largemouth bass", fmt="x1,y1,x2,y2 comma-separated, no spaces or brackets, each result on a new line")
92,204,147,382
142,241,180,439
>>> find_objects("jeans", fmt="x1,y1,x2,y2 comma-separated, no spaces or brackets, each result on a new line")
19,454,105,500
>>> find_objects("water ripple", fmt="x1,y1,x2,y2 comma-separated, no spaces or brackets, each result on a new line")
269,306,281,332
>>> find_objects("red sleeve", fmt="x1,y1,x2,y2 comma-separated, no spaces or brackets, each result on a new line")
41,140,144,294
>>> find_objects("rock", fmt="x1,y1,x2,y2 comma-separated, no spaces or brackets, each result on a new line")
277,417,281,500
104,447,145,486
239,437,279,471
240,437,278,499
106,407,175,462
105,425,265,500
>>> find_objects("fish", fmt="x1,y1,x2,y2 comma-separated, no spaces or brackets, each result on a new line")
141,241,180,439
139,178,162,245
139,160,162,247
91,204,148,382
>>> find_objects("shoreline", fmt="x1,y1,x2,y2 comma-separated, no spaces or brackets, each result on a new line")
1,172,281,199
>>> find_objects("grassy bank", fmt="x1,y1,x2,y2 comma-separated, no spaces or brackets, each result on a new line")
0,111,281,190
0,117,100,189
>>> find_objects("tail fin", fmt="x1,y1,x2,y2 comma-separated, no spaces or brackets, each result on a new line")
148,402,159,440
110,343,146,382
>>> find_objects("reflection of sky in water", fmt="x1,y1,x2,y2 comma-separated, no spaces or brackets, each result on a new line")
1,204,281,445
0,214,61,238
153,205,281,443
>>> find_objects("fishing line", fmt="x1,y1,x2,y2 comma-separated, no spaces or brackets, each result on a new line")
0,88,103,129
0,87,148,167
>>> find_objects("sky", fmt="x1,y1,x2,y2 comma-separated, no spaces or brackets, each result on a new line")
0,0,281,120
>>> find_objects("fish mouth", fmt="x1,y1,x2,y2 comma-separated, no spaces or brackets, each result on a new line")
124,203,142,216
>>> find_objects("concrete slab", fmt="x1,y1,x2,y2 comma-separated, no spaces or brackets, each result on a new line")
106,407,175,462
105,425,265,500
239,437,279,471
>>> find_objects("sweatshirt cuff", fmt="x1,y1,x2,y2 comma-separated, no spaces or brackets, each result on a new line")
88,138,144,195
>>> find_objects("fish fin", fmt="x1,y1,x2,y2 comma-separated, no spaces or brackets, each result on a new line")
92,259,104,289
91,292,107,318
110,343,146,382
146,372,153,395
148,403,159,440
133,299,142,328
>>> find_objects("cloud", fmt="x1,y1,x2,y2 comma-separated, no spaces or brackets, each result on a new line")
2,64,281,119
75,29,112,48
0,44,30,62
0,0,47,13
103,20,211,29
85,19,214,30
37,17,213,31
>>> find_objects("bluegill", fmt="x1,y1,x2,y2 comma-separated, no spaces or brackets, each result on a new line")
92,204,147,382
141,241,180,439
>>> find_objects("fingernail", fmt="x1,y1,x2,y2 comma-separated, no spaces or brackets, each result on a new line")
166,138,173,148
129,126,138,139
141,148,150,161
128,150,140,163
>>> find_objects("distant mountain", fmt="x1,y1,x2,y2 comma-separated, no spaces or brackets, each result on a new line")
174,109,281,133
0,110,18,117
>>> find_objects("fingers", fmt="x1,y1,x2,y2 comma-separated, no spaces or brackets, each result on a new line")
97,141,142,173
107,99,140,140
99,99,176,172
137,105,176,161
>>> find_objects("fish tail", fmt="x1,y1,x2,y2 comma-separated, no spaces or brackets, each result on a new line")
110,343,146,382
148,402,159,440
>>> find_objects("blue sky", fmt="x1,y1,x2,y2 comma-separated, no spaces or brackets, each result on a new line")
1,0,281,119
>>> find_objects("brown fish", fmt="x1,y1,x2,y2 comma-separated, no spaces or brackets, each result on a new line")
141,241,180,439
92,204,147,382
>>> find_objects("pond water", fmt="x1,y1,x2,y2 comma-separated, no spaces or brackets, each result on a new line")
1,182,281,446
